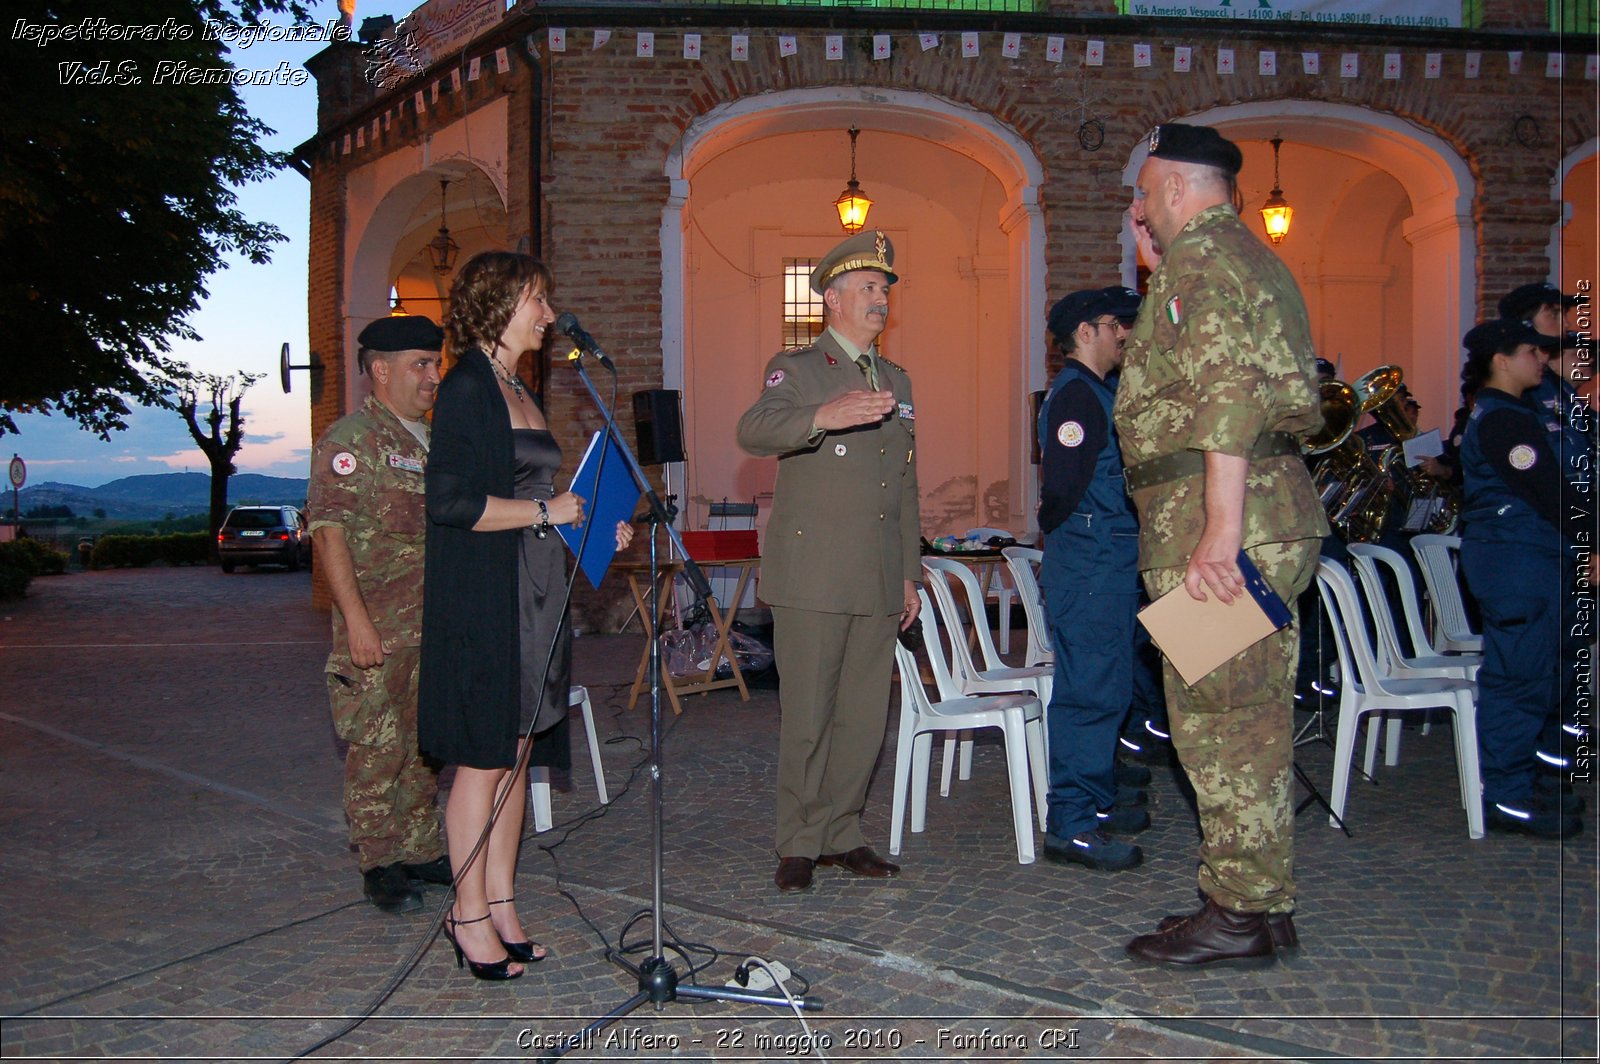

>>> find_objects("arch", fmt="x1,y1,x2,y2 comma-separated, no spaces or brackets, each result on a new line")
661,86,1049,534
1550,137,1599,296
346,156,506,411
1120,100,1476,424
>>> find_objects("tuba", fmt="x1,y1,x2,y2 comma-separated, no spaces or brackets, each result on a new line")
1352,365,1460,535
1307,377,1391,542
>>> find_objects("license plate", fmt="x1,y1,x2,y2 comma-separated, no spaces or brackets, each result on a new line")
240,530,265,537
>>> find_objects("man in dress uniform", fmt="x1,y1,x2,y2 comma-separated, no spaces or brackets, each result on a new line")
1036,286,1149,872
307,316,451,912
736,231,922,893
1114,124,1328,966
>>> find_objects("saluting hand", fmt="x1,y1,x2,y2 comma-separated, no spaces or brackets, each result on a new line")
815,389,895,431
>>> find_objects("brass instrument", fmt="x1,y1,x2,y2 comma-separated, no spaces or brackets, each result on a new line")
1308,377,1392,542
1353,365,1460,535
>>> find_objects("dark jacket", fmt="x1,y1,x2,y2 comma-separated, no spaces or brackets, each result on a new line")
418,348,522,768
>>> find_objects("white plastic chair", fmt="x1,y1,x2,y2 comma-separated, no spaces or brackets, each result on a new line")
965,527,1018,655
1001,546,1054,669
1316,559,1484,840
1347,542,1482,772
1410,534,1485,655
921,556,1055,793
529,686,610,832
889,588,1047,864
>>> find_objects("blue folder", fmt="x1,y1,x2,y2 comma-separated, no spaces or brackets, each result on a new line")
558,431,642,589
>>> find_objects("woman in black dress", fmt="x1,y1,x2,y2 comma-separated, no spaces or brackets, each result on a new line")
419,251,631,980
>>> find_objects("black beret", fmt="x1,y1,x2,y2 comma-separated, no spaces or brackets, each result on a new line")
1497,282,1576,320
357,315,444,353
1146,123,1243,176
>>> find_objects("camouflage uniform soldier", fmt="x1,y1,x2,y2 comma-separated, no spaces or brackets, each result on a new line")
307,316,451,913
1113,124,1328,967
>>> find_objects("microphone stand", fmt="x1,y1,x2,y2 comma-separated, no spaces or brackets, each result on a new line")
538,351,818,1062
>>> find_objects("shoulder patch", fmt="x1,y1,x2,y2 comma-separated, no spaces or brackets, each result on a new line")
1165,295,1183,324
1508,444,1538,471
332,451,357,476
1057,421,1085,448
765,369,786,388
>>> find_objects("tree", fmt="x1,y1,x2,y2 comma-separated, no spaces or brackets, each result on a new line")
0,0,313,439
179,371,263,555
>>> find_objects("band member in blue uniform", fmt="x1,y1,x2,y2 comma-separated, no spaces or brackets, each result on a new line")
1036,286,1147,871
1457,319,1588,839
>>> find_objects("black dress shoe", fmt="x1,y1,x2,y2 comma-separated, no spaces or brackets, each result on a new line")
401,855,453,885
363,864,423,913
1126,899,1276,968
774,857,815,892
817,846,900,878
1158,904,1298,951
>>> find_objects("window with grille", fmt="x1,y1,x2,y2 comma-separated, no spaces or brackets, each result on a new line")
784,259,825,348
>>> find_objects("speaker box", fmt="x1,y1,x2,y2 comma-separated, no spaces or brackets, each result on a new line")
633,389,685,465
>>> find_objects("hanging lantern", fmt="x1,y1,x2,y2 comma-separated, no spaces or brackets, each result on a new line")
1259,135,1293,245
834,126,874,235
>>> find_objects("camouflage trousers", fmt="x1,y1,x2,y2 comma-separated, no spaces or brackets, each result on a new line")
1142,538,1320,915
327,644,443,872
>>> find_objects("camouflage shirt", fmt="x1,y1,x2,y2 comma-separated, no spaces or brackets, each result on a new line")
1113,205,1329,571
307,395,429,650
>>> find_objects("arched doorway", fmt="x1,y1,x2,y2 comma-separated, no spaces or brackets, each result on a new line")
662,88,1047,540
1121,101,1475,429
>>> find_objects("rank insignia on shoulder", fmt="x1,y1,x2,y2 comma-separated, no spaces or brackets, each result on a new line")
386,454,424,473
834,443,848,457
332,452,357,476
881,356,906,373
897,401,915,421
1165,295,1183,324
824,353,838,366
765,369,786,388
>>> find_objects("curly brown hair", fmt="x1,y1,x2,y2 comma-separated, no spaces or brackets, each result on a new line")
444,251,554,356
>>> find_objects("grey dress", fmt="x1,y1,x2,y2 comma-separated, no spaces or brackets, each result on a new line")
512,428,571,769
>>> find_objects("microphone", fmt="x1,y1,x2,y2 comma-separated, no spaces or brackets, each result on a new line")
555,312,615,371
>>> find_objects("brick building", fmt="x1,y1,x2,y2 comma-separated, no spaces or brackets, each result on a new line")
300,0,1597,623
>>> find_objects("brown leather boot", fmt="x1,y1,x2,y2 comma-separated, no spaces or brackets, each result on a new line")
1157,905,1298,951
1127,899,1277,968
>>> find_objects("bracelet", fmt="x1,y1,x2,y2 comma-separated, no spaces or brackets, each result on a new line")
534,499,550,539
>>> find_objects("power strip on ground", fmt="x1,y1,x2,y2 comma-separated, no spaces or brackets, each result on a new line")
725,959,791,991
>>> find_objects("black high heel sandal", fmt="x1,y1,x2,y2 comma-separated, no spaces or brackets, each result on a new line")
442,913,523,981
489,898,549,964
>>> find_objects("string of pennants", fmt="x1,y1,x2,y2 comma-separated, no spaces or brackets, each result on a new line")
335,29,1594,158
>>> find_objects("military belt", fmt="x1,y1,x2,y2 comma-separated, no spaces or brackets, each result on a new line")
1123,431,1302,493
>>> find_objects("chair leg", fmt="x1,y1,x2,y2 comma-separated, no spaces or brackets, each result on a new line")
1000,714,1036,864
570,686,608,806
889,717,916,856
1452,696,1486,840
939,733,958,796
1329,701,1363,829
959,735,974,781
1363,713,1382,778
910,732,934,834
528,765,553,833
997,589,1013,656
1384,714,1404,768
1024,715,1049,831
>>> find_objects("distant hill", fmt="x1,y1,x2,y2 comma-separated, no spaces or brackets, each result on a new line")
16,472,308,520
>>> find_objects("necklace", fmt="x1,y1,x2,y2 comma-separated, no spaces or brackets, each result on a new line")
491,357,527,399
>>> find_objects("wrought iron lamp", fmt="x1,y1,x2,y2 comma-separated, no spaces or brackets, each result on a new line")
426,178,459,274
834,126,873,235
389,283,408,316
1259,135,1293,245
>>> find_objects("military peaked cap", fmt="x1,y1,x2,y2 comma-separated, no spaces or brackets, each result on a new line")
810,230,898,294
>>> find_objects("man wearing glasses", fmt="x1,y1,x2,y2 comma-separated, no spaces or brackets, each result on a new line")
1035,285,1148,872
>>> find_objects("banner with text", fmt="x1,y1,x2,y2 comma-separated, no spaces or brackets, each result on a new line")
1121,0,1461,29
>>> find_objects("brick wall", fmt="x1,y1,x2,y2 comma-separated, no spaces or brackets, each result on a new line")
306,12,1596,624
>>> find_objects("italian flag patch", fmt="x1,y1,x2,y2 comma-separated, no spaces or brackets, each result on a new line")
1165,295,1183,324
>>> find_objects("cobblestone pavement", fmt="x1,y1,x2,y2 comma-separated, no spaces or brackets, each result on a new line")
1,567,1594,1062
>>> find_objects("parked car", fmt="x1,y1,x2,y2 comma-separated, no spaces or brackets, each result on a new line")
217,505,311,572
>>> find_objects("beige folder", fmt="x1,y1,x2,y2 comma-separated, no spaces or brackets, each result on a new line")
1137,554,1292,687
